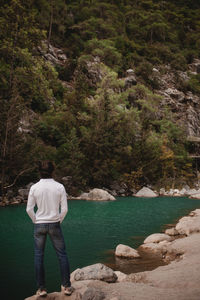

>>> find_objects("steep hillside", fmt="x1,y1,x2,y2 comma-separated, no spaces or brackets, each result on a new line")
0,0,200,198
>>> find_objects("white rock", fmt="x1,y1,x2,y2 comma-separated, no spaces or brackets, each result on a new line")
115,244,140,258
144,233,172,244
186,188,200,196
135,187,157,198
179,188,187,196
189,193,200,199
78,188,116,201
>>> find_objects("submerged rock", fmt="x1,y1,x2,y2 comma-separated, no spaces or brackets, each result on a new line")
115,244,140,258
135,187,158,198
73,263,117,283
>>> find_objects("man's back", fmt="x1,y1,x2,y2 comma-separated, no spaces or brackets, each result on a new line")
27,178,68,224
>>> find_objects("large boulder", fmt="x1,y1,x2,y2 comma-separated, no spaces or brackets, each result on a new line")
78,189,116,201
144,233,172,244
175,209,200,236
135,187,158,198
115,244,140,258
73,263,117,283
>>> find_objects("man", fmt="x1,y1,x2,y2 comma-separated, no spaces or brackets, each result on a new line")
26,161,73,296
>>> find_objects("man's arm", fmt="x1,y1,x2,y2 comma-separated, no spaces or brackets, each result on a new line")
60,185,68,223
26,187,36,223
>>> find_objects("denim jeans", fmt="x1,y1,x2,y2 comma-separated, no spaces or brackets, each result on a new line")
34,222,71,289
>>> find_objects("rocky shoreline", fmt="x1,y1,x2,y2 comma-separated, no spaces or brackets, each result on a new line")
25,208,200,300
2,184,200,207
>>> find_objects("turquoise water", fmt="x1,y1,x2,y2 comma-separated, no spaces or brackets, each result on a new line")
1,196,200,299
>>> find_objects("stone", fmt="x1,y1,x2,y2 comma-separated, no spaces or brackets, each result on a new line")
126,68,135,75
114,271,127,282
73,263,117,283
82,287,105,300
159,188,165,195
165,228,179,236
176,209,200,236
189,193,200,199
186,188,200,197
153,67,159,73
124,75,137,88
144,233,172,244
115,244,140,258
139,241,171,257
18,188,29,199
78,189,116,201
135,187,157,198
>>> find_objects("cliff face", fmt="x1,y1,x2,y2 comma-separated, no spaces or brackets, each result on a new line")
153,60,200,137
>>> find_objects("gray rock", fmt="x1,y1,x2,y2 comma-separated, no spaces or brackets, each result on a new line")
74,263,117,283
126,69,135,75
124,75,137,88
135,187,157,198
18,188,29,199
82,287,105,300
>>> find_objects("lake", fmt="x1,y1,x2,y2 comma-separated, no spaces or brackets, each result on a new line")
1,196,200,299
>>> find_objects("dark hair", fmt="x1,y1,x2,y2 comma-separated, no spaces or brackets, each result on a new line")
38,161,55,178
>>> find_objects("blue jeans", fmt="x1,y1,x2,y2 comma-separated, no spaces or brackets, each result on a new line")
34,222,71,289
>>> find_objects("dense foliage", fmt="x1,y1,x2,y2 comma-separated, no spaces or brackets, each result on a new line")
1,0,199,196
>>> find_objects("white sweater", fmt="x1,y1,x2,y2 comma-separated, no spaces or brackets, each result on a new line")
26,179,68,224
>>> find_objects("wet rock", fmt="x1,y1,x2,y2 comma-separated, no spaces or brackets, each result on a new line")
139,241,171,257
115,244,140,258
73,263,117,283
135,187,158,198
144,233,172,244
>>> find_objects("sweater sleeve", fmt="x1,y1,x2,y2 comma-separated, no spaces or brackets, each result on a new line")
26,186,36,223
60,185,68,223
